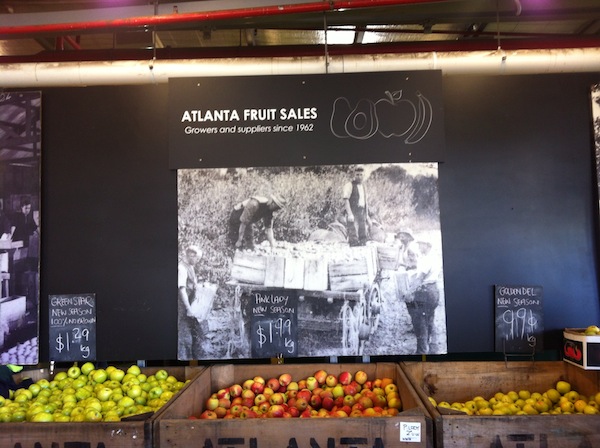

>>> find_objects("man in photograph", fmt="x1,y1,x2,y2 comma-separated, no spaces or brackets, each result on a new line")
342,165,371,246
228,194,286,250
177,245,204,359
405,239,442,353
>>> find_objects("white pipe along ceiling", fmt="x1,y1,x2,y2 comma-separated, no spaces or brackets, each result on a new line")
1,48,600,87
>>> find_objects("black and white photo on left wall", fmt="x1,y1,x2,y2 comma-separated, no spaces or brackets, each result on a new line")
177,162,447,361
0,91,41,365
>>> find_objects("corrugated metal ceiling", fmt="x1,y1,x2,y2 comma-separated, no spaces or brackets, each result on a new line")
0,0,599,62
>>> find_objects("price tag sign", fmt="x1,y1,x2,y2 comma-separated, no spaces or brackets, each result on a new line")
400,421,421,442
494,285,543,353
247,289,298,358
48,293,97,362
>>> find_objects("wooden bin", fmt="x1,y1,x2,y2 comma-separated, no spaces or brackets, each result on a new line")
402,360,600,448
2,365,203,448
154,362,433,448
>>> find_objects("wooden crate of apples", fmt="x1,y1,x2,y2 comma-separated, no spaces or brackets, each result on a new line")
402,360,600,448
0,362,201,448
153,362,433,448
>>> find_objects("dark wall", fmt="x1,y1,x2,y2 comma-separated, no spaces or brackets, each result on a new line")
39,73,600,362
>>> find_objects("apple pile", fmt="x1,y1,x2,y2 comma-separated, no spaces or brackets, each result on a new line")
582,325,600,336
193,369,402,419
0,362,188,423
428,380,600,416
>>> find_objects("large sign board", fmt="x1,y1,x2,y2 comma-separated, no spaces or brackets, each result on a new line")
169,71,445,168
171,72,447,361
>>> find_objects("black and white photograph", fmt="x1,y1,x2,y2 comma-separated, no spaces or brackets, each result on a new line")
177,162,447,360
0,91,41,365
593,84,600,214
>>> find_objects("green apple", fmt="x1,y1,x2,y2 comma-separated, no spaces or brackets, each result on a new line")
91,369,108,384
109,369,125,382
127,365,142,376
155,369,168,381
80,362,95,376
67,366,81,379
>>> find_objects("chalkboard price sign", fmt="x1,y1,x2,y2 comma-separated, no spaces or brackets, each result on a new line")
494,285,543,353
248,290,298,358
48,293,97,362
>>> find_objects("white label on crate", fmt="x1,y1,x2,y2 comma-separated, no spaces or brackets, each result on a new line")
400,421,421,442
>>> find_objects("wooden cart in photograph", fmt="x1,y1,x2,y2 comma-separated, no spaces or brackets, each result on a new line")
226,242,397,357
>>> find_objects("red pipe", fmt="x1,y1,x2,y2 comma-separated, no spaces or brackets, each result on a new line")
0,0,446,37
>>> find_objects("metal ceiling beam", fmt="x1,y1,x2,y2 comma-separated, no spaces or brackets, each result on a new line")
0,0,452,38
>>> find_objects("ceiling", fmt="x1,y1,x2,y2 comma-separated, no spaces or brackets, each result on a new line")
1,0,600,63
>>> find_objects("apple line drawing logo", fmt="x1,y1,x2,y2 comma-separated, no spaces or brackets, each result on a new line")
330,90,433,144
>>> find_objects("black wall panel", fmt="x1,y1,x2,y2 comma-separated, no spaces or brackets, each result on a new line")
39,73,600,361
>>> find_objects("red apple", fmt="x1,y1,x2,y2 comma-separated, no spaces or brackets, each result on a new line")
332,409,348,418
288,407,300,418
241,389,255,400
325,374,338,387
231,397,243,406
350,409,363,417
300,409,312,418
214,406,228,418
229,384,243,398
258,401,270,414
267,404,285,418
332,384,345,398
286,389,298,399
344,382,360,396
384,383,398,395
263,387,275,397
387,396,402,409
322,396,335,411
269,392,285,405
312,387,324,398
358,396,373,409
363,381,373,390
306,376,318,391
278,373,292,387
354,370,368,385
294,397,309,411
241,397,255,408
372,394,387,408
343,395,356,407
254,394,267,405
199,410,218,419
251,382,265,394
313,370,328,385
297,379,307,390
310,394,322,409
267,377,281,391
338,372,353,386
205,395,219,410
217,388,230,400
218,398,231,409
240,408,258,419
297,389,312,401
